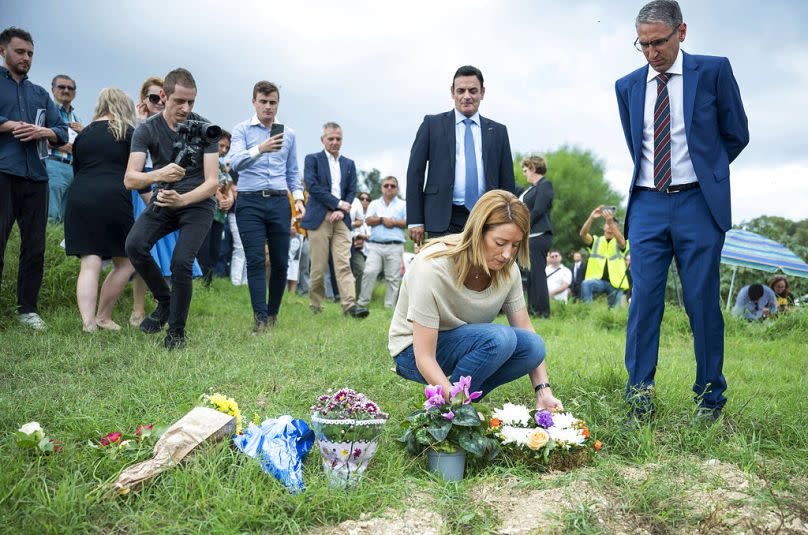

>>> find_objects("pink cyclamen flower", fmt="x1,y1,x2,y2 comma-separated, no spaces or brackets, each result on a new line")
465,390,483,404
442,410,455,421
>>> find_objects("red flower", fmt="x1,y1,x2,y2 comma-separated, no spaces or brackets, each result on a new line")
100,432,122,446
135,424,154,436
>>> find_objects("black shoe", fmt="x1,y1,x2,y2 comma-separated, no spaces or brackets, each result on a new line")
695,407,722,424
164,328,186,350
140,303,169,334
252,317,268,336
344,305,369,318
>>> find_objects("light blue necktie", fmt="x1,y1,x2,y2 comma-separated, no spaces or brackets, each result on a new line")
463,118,479,211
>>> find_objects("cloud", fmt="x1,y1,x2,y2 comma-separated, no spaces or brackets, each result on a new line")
8,0,806,224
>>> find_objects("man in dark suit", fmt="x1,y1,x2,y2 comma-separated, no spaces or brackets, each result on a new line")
616,0,748,422
570,251,587,301
301,122,368,318
406,65,515,244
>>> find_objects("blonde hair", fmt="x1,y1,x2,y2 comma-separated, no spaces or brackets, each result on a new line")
93,88,137,142
424,190,530,288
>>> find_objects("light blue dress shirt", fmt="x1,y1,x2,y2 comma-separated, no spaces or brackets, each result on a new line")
367,196,407,243
453,109,484,206
732,285,778,320
228,114,302,198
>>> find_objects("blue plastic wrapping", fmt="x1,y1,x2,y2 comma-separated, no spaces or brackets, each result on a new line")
232,415,314,494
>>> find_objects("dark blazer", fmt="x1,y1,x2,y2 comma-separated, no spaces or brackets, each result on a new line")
406,110,516,234
300,150,357,230
522,178,553,236
615,51,749,234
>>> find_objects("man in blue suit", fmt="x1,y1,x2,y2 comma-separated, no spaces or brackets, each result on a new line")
301,122,369,318
615,0,748,422
406,65,515,245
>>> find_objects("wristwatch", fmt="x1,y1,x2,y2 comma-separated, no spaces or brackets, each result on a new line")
534,382,551,393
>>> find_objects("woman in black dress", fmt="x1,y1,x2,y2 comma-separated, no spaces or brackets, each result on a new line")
64,88,137,332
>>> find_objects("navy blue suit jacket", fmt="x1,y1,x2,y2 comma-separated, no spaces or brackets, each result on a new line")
615,52,749,233
301,150,357,230
406,110,516,234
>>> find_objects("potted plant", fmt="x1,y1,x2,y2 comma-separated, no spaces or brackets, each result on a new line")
399,376,499,481
310,388,388,489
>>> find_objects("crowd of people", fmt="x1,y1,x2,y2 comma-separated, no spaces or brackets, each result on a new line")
4,0,778,421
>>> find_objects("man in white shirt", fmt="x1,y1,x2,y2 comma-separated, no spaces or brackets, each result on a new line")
357,176,407,309
300,123,368,318
545,250,572,303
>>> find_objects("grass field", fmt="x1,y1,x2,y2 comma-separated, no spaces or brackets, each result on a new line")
1,228,807,534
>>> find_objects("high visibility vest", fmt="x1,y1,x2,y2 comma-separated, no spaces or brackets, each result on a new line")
584,236,630,290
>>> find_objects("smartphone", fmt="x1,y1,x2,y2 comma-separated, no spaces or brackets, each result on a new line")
270,123,285,137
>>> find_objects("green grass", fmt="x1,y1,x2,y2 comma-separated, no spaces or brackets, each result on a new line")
1,225,807,534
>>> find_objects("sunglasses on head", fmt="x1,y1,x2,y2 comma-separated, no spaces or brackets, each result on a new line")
56,84,75,91
147,94,161,104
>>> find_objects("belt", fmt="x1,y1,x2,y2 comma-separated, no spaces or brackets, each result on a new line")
634,182,700,194
369,240,404,245
48,154,72,164
239,189,287,197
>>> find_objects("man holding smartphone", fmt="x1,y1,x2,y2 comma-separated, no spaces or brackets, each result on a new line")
229,81,305,334
578,205,630,308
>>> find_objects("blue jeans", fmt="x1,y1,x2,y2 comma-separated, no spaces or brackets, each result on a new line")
394,323,545,398
46,159,73,222
235,195,290,320
581,278,623,308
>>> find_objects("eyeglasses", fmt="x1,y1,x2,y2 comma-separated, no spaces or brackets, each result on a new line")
634,27,678,52
383,184,397,189
147,94,161,104
56,84,75,91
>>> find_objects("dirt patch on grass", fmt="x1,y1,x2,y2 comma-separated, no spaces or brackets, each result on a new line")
304,507,443,535
306,461,807,534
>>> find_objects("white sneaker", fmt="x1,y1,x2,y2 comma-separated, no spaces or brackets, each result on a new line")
17,312,47,331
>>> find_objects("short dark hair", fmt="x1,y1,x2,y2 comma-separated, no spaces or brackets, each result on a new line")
219,130,232,141
548,248,561,255
452,65,484,88
748,284,764,301
253,81,279,100
51,74,75,88
164,68,196,97
0,27,33,47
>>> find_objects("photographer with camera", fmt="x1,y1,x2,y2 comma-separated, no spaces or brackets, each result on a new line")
123,68,219,350
578,205,629,308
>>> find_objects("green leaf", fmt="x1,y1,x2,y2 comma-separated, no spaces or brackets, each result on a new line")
38,437,54,452
414,427,433,446
405,433,420,455
451,404,482,427
456,429,486,457
426,418,451,442
398,429,412,444
13,431,38,449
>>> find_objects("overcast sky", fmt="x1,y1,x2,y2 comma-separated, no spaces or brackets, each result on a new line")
8,0,807,224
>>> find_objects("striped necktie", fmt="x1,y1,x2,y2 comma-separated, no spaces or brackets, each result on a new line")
653,72,672,190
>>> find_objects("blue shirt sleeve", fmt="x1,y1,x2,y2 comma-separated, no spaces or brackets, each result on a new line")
285,131,301,193
229,121,255,172
45,96,69,145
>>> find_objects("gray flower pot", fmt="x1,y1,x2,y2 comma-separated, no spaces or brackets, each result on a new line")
427,449,466,481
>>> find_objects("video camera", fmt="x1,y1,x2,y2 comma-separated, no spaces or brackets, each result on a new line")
153,120,222,212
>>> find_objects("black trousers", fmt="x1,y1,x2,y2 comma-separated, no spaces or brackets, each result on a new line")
197,219,223,283
0,172,48,314
125,200,213,331
527,233,552,318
